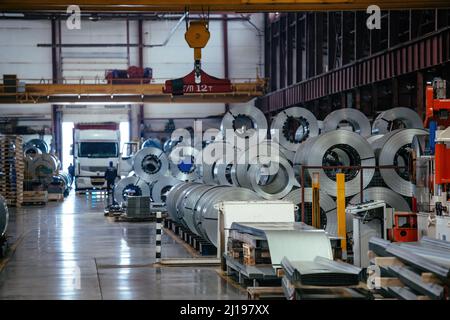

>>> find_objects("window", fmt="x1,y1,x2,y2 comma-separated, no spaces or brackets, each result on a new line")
79,142,118,158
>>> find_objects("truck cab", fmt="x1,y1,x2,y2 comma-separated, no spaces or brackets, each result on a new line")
73,123,120,191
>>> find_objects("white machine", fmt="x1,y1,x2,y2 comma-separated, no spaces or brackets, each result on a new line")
347,200,389,268
73,123,120,191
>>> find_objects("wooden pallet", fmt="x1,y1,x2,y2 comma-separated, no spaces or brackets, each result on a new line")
247,286,285,300
0,136,24,207
22,191,48,205
48,193,64,202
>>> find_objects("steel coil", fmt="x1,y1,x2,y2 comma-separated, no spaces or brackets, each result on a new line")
202,141,237,185
247,155,297,200
195,186,261,246
151,176,182,204
23,145,42,159
114,176,151,205
133,147,169,183
349,187,411,212
0,195,8,238
166,182,200,225
367,134,385,145
294,130,375,197
24,139,49,154
378,129,428,197
30,153,59,182
270,107,319,151
169,146,202,182
221,104,268,140
323,108,371,137
142,138,162,150
372,107,423,134
283,188,337,235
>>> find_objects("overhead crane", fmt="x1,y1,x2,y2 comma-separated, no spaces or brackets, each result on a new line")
0,0,449,12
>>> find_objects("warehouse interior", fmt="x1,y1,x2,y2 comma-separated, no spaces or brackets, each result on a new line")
0,1,450,301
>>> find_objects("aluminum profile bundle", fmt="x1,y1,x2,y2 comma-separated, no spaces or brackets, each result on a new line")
323,108,371,137
166,182,261,246
270,107,319,152
294,130,375,197
114,176,151,205
126,196,151,217
281,256,362,286
151,176,182,204
220,104,268,140
372,107,424,134
349,187,411,212
378,129,428,196
283,188,337,235
169,146,202,182
0,195,8,238
133,147,169,183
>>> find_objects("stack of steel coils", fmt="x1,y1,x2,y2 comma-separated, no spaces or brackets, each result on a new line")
166,183,261,246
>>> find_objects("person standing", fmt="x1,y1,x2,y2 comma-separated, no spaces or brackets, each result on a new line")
104,161,118,206
68,163,75,187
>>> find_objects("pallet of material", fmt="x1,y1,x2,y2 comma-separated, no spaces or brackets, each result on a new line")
47,193,64,202
368,237,450,300
247,286,285,300
22,191,48,205
0,135,24,207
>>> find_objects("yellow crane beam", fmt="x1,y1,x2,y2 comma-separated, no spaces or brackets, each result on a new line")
0,0,449,12
0,81,264,104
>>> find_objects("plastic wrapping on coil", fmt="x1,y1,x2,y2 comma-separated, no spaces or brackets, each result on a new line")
283,188,337,236
323,108,371,137
133,147,169,183
220,104,268,140
0,195,8,238
29,154,59,183
270,107,319,152
169,146,202,182
378,129,428,197
114,176,151,205
372,107,424,134
294,130,375,197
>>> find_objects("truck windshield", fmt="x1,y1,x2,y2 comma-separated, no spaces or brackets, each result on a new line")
79,142,118,158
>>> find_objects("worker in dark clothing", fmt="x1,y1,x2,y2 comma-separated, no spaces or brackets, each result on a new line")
68,163,75,187
104,161,118,206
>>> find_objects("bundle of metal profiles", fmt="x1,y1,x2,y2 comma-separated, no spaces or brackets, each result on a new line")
368,237,450,300
281,256,362,286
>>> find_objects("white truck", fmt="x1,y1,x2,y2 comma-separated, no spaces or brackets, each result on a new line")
72,123,120,191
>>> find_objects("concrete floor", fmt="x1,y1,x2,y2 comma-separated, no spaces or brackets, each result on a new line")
0,192,245,300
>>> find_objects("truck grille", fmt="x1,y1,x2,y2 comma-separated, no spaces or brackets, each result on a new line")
81,166,108,173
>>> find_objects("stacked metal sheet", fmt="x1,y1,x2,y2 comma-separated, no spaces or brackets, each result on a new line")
368,237,450,300
126,195,151,217
282,256,362,286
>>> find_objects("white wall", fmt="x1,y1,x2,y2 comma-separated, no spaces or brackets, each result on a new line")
0,15,263,120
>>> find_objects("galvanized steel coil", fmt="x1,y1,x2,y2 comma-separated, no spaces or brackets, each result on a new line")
23,139,49,154
270,107,319,151
378,129,428,197
247,155,297,200
294,130,375,197
133,147,169,183
114,176,151,205
151,176,182,204
195,186,261,246
166,182,200,225
29,153,59,182
221,104,268,140
283,188,337,236
202,141,237,185
323,108,371,137
372,107,423,134
349,187,411,212
169,146,202,182
0,195,8,238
